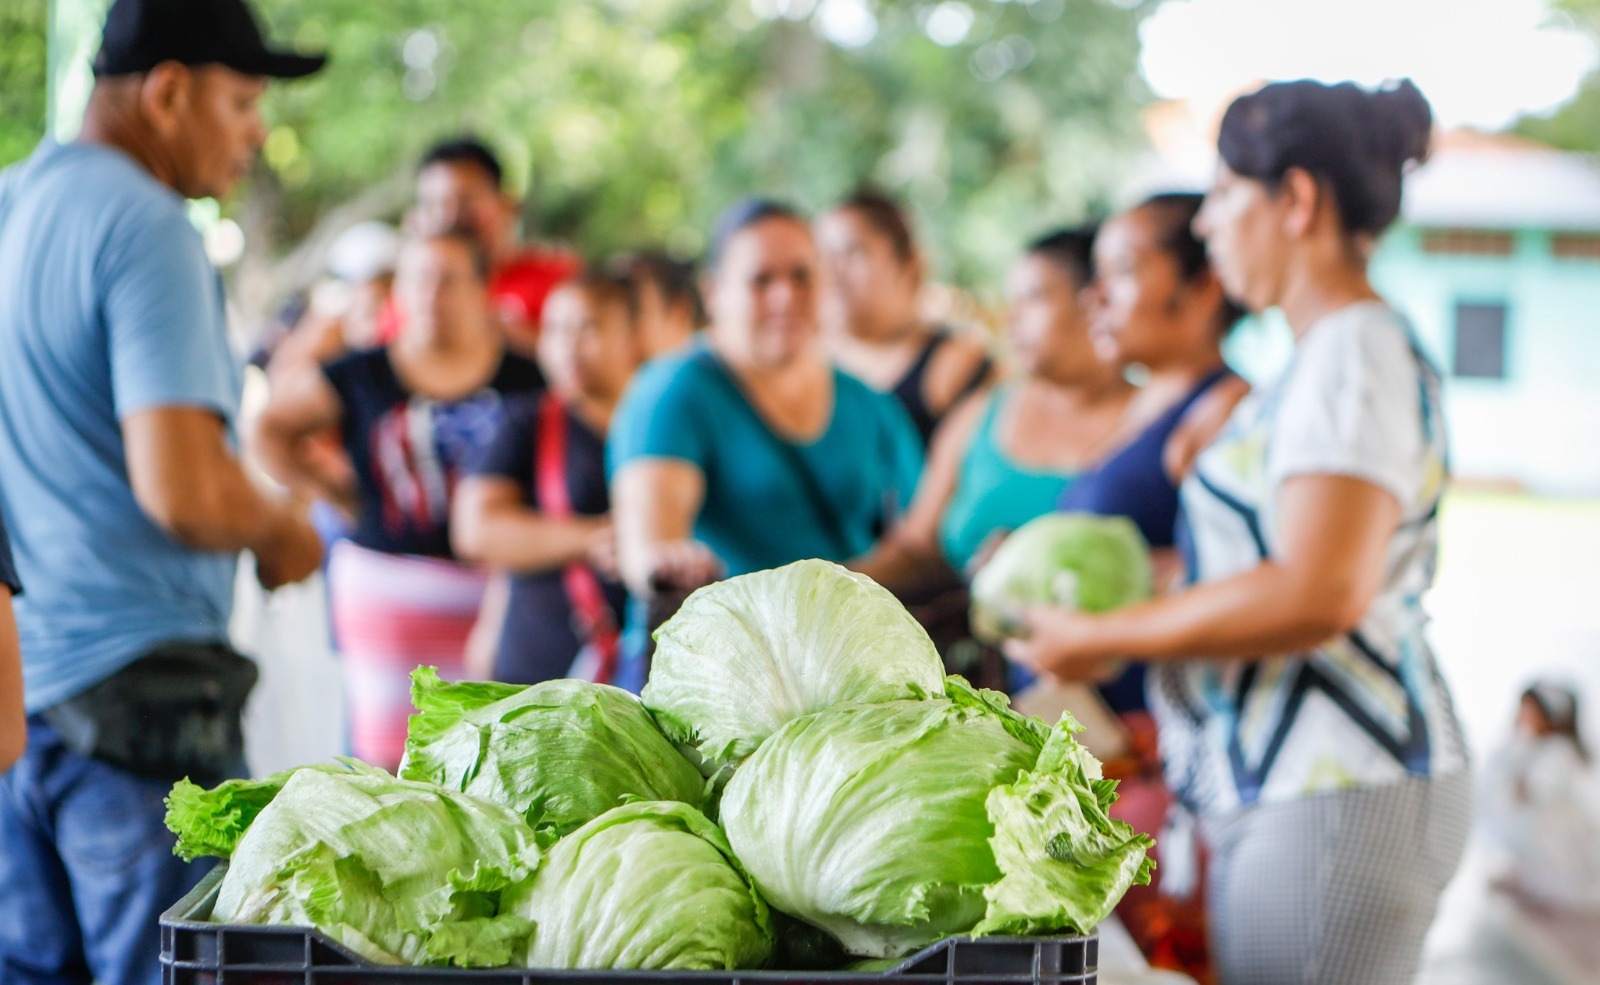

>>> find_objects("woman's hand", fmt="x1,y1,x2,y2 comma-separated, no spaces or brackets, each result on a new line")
647,539,724,596
1002,606,1126,683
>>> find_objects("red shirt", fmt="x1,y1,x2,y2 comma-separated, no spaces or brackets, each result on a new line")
376,247,580,345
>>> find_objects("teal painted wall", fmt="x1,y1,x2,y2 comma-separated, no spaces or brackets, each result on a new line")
1225,226,1600,494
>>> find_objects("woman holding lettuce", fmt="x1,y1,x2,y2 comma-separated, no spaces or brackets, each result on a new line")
608,198,923,692
1003,79,1470,985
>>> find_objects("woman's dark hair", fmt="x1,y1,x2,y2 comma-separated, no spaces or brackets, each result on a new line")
707,197,808,271
1524,682,1588,762
1026,226,1097,288
1217,78,1432,237
607,250,706,327
419,136,505,191
1138,192,1248,333
564,267,641,324
834,187,917,264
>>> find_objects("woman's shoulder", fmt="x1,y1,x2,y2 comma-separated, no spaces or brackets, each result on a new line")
616,343,722,429
322,345,396,396
1301,301,1417,365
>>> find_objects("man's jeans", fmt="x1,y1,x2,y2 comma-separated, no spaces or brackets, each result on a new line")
0,716,206,985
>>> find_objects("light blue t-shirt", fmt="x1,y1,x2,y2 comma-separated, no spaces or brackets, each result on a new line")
609,343,923,575
0,140,241,713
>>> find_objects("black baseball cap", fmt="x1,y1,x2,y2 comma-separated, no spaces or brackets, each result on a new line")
93,0,327,79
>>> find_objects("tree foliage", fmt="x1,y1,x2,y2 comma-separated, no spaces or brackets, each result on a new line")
5,0,1153,314
0,0,48,168
1514,0,1600,151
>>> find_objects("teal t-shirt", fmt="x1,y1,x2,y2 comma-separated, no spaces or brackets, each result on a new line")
610,343,923,575
939,386,1079,571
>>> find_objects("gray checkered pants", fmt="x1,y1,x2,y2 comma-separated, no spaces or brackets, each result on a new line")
1202,771,1473,985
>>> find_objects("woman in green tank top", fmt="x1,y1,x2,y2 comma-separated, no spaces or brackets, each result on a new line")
856,226,1135,587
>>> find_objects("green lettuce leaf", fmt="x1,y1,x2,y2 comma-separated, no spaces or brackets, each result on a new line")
970,512,1153,643
212,767,541,966
643,559,947,772
975,721,1155,936
164,759,383,861
501,801,772,970
400,667,706,842
720,699,1038,959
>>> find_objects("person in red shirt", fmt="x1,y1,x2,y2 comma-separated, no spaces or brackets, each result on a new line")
380,137,579,354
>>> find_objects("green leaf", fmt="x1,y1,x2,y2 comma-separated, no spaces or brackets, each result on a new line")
975,723,1155,937
720,698,1037,959
501,801,772,970
643,559,947,773
400,667,706,842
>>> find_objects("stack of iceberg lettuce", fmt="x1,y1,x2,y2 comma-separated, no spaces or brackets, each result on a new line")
166,558,1152,970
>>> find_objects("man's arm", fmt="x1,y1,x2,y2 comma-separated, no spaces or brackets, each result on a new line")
123,407,322,589
0,590,23,771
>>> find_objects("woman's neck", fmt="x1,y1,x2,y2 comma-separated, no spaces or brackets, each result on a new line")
1277,254,1382,339
567,389,619,433
829,312,928,381
1136,347,1228,409
390,322,503,398
1026,368,1132,410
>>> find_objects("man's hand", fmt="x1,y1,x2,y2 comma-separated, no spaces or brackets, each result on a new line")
253,499,323,590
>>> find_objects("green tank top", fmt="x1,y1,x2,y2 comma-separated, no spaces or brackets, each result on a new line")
939,386,1080,572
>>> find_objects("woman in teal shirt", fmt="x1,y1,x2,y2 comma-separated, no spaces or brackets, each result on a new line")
858,227,1135,587
610,199,923,688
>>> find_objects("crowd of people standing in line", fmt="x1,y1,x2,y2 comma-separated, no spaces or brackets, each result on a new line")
0,1,1490,984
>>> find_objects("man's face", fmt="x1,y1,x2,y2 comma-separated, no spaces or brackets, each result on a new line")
412,162,513,262
167,65,268,200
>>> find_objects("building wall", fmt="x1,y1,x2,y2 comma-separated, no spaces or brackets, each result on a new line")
1225,226,1600,496
1377,227,1600,496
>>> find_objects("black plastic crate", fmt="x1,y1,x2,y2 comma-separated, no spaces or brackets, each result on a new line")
161,865,1097,985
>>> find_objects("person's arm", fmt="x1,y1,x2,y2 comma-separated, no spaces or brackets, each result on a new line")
612,459,721,598
451,476,611,573
923,332,996,421
0,589,22,772
250,362,358,516
851,390,984,592
1004,473,1401,680
123,407,323,590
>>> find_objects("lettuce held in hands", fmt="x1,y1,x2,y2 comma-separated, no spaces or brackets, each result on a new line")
643,559,947,772
400,668,705,842
720,686,1152,959
502,801,772,970
970,512,1153,643
210,767,541,967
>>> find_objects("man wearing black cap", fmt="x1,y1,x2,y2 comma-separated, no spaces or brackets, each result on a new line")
0,2,325,983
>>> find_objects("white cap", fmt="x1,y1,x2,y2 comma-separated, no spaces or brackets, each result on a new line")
327,221,400,284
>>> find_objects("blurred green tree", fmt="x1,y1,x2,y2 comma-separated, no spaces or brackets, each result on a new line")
5,0,1153,320
0,0,47,168
1515,0,1600,150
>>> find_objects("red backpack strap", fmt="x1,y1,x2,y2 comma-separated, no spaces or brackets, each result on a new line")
536,394,620,684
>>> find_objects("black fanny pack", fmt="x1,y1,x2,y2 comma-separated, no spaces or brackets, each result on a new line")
41,640,258,787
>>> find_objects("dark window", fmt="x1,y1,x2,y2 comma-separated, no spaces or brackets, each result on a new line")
1453,302,1508,380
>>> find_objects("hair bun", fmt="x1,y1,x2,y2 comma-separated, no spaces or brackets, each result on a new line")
1369,78,1433,169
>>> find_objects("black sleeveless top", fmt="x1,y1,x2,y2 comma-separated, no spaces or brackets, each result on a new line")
890,330,993,446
